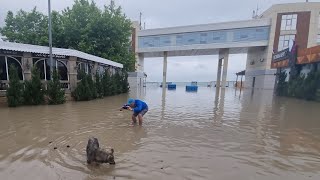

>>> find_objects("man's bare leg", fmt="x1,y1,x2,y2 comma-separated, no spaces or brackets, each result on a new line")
138,114,143,126
132,115,137,124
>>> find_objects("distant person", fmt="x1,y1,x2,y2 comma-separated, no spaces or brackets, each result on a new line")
121,98,148,125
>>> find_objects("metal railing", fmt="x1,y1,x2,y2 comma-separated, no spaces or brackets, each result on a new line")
0,81,8,91
0,80,70,91
41,80,70,91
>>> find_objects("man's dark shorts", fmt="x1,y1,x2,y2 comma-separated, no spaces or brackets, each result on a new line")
133,107,148,117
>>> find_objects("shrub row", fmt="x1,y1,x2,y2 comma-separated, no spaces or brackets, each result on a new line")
6,65,65,107
276,70,320,101
72,70,129,101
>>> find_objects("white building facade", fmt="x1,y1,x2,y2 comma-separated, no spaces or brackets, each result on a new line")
132,2,320,90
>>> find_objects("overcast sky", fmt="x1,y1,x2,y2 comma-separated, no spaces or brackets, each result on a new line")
0,0,316,82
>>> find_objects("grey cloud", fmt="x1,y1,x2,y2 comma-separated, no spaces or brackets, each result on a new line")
195,64,207,70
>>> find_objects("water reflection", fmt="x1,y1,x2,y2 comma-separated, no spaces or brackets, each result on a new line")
161,88,166,121
1,87,320,179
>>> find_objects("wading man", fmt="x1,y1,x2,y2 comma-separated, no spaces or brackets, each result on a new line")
122,98,148,125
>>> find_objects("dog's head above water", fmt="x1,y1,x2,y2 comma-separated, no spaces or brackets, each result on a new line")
95,148,115,165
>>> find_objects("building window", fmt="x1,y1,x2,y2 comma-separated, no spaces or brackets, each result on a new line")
278,35,295,51
317,34,320,44
281,14,297,31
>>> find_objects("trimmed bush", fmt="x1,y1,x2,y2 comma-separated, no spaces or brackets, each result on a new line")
95,73,104,98
113,71,122,94
102,71,111,96
23,67,45,105
287,74,305,99
72,69,130,101
47,69,66,105
72,72,93,101
6,65,24,107
303,71,320,101
121,70,129,93
276,71,288,96
88,73,97,99
277,69,320,102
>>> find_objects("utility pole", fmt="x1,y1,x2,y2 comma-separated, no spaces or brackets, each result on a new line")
139,12,142,30
111,0,115,8
48,0,53,79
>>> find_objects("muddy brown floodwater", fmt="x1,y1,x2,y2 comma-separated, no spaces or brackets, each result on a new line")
1,87,320,180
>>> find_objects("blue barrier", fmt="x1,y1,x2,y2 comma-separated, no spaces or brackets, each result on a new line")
160,82,173,88
168,84,176,90
186,85,198,92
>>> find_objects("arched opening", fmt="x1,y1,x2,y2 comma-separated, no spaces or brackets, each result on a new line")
33,58,68,81
57,60,68,81
34,58,46,80
0,56,7,81
98,65,105,75
0,56,23,81
77,62,92,80
7,56,23,80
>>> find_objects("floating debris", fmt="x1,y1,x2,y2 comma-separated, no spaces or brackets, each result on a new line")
67,145,70,148
49,141,52,144
54,147,57,150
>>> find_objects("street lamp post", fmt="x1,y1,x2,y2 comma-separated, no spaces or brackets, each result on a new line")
48,0,53,79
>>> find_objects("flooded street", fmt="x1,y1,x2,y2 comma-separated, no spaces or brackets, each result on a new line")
0,87,320,180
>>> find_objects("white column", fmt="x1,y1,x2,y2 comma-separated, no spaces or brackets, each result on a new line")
5,56,9,81
220,49,229,88
138,53,144,72
216,58,222,87
162,51,168,89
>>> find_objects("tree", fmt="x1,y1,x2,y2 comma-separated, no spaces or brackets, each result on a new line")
1,0,136,71
0,8,48,45
23,67,45,105
6,65,24,107
47,69,66,105
51,11,66,48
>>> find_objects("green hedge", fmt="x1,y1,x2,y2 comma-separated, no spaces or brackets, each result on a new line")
72,70,130,101
276,70,320,101
6,67,130,107
7,66,65,107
